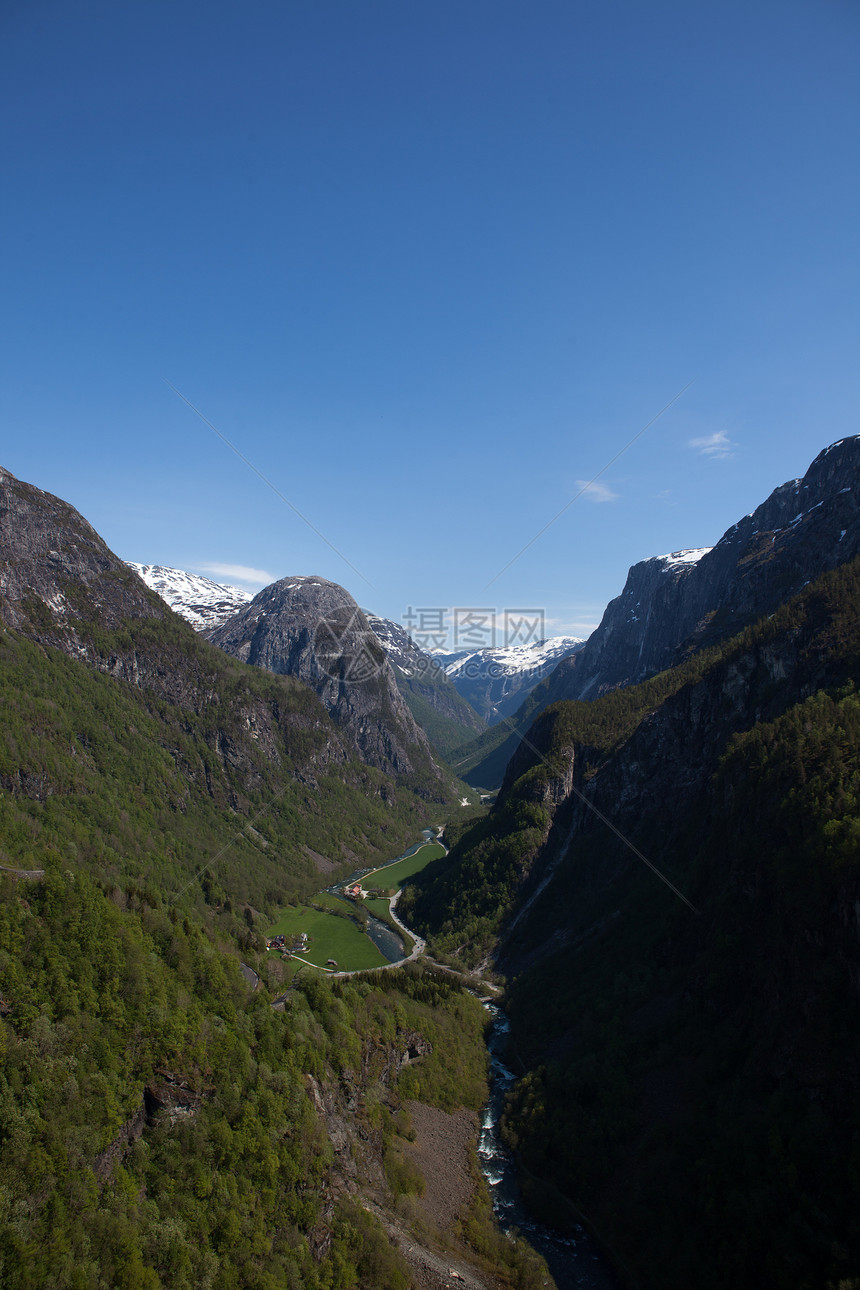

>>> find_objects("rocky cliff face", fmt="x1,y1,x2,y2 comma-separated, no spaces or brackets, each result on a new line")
549,436,860,703
0,466,166,644
366,614,486,755
517,568,860,910
209,578,441,780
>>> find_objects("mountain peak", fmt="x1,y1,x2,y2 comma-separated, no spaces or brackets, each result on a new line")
652,547,713,568
208,577,439,780
542,435,860,703
0,466,164,647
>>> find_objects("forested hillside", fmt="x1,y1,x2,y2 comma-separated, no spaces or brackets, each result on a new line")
0,863,546,1288
0,469,555,1289
0,623,438,918
403,558,860,1289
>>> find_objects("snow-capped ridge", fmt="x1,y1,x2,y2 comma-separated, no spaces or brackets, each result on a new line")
364,613,433,673
441,635,585,680
128,563,252,632
654,547,713,568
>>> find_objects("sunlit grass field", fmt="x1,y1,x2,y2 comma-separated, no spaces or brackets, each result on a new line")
265,839,444,972
364,840,446,890
265,903,388,971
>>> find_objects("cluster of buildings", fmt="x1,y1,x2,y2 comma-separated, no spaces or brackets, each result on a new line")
266,931,308,954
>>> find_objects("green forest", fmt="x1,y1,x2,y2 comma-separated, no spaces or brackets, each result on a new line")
0,856,551,1289
0,585,553,1288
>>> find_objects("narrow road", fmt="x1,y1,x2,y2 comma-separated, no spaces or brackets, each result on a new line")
389,889,425,960
421,956,502,998
269,832,463,990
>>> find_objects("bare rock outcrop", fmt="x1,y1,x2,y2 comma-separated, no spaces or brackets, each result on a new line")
209,576,441,781
544,436,860,704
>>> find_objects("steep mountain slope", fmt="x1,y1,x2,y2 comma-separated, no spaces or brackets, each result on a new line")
459,437,860,789
498,563,860,1290
127,563,252,630
209,579,444,785
0,468,553,1290
435,636,585,724
550,436,860,703
403,555,860,1290
0,466,449,903
366,613,486,759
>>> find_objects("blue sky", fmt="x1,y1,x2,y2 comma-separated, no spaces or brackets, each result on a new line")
2,0,858,642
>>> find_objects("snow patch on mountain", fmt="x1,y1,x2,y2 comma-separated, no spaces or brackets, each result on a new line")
437,635,586,680
128,563,252,631
365,613,441,675
654,547,713,568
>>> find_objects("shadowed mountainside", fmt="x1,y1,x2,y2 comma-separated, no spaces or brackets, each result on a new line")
403,554,860,1290
458,436,860,789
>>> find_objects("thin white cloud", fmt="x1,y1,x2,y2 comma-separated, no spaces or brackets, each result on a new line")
198,562,276,586
689,430,735,459
544,614,600,638
576,479,619,503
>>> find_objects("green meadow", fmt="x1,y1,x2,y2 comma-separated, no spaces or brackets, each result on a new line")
266,839,445,973
363,896,396,920
265,903,388,972
364,840,446,891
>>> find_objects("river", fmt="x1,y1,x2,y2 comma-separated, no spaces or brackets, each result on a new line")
479,1002,619,1290
364,914,404,962
323,890,406,962
330,834,620,1286
327,827,439,964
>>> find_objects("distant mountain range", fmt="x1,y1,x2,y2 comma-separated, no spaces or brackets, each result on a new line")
433,635,585,723
121,566,484,765
126,568,581,756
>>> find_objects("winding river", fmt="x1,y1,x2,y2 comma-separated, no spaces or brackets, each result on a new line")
328,828,439,965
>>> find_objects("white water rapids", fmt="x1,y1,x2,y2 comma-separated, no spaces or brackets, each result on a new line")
478,1002,619,1290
